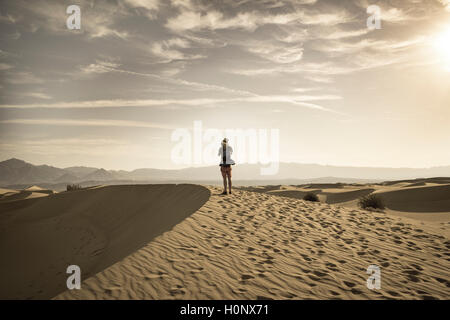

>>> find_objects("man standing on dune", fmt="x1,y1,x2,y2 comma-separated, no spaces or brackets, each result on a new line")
218,138,235,195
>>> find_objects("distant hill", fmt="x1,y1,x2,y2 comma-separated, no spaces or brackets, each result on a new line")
1,158,450,188
54,172,79,183
0,158,66,185
81,168,122,181
63,166,98,178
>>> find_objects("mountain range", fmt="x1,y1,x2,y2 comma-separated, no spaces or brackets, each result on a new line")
1,158,450,190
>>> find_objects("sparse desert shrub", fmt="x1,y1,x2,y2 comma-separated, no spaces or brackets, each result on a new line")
358,194,385,210
66,184,82,191
303,192,319,202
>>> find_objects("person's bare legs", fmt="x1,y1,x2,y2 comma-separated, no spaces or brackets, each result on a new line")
222,175,228,194
227,175,232,194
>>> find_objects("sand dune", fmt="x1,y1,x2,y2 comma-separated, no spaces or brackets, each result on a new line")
375,185,450,213
0,184,210,299
0,188,18,196
381,177,450,186
54,186,449,300
24,185,50,193
0,185,54,203
0,190,49,202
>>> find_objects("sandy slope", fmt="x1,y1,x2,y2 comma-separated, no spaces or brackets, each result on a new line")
0,184,210,299
55,186,449,300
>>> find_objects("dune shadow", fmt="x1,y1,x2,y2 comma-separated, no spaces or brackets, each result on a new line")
0,196,44,214
0,184,210,299
380,184,450,213
267,190,316,200
0,190,33,202
324,188,375,204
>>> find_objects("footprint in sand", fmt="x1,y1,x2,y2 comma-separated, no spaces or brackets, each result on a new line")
235,287,247,293
307,274,321,281
351,288,363,294
387,290,401,297
144,273,165,280
434,277,450,287
169,286,186,296
257,272,267,278
343,281,356,288
240,274,255,281
256,295,273,300
313,270,328,278
329,290,341,297
405,274,420,283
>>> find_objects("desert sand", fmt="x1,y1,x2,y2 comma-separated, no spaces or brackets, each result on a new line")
0,181,448,300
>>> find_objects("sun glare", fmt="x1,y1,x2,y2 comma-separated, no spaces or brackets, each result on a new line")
433,25,450,71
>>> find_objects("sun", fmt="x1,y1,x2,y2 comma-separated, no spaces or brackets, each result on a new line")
433,25,450,71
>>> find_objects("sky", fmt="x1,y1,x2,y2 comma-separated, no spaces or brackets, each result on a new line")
0,0,449,171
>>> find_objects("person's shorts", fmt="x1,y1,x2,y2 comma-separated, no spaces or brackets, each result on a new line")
220,165,232,178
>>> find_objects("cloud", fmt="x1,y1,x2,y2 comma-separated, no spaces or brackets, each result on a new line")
166,5,354,32
80,60,121,74
0,63,14,70
0,12,19,24
438,0,450,11
0,49,18,58
291,87,322,93
23,92,52,100
273,25,368,44
76,58,257,96
88,26,129,39
150,38,205,62
304,75,334,84
228,61,349,77
274,27,309,43
124,0,160,18
0,138,145,157
0,118,175,129
227,33,428,79
245,41,304,64
5,71,43,84
0,138,126,148
313,36,426,55
0,0,132,39
357,0,437,23
241,95,341,112
379,7,425,23
318,28,370,40
0,93,341,112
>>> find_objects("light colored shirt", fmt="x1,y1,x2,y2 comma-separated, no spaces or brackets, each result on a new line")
218,145,235,165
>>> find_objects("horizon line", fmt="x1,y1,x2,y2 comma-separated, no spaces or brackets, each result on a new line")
2,157,450,172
